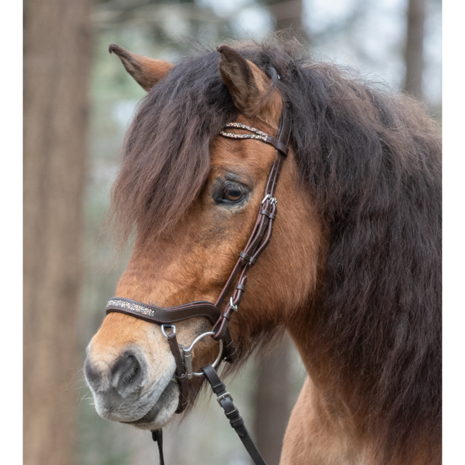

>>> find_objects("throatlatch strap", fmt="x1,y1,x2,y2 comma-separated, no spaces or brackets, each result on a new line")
152,430,165,465
202,364,268,465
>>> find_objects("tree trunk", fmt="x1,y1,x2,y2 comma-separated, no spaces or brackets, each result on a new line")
404,0,426,100
24,0,92,463
254,336,291,465
268,0,308,43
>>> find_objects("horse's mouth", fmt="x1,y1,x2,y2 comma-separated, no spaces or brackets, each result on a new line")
123,379,178,427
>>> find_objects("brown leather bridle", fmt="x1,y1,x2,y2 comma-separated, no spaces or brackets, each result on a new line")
105,90,291,465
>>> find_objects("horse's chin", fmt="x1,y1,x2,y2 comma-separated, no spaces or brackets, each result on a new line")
91,372,180,430
121,380,180,430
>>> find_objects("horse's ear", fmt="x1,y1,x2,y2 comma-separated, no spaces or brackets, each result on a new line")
217,44,281,124
109,44,174,92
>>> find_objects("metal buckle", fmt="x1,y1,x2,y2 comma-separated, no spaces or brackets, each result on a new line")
261,194,277,205
216,391,234,405
229,297,238,312
161,324,176,338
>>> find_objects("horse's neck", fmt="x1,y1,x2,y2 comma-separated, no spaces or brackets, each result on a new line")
280,369,430,465
282,325,368,465
280,376,368,465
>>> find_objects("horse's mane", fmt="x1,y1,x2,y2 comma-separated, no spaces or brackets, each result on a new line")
109,37,441,464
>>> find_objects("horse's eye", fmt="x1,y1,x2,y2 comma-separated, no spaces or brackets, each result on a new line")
222,183,245,202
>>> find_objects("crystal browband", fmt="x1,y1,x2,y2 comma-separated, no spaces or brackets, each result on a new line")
219,122,270,143
106,299,155,318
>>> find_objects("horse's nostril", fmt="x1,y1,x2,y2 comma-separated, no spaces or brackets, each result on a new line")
111,352,143,392
84,351,145,395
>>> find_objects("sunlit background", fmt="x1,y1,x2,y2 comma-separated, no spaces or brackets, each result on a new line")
24,1,441,464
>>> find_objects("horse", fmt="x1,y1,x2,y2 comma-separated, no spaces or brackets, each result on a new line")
84,39,442,465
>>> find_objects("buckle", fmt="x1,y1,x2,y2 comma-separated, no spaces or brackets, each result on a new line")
216,391,234,405
161,324,176,338
229,297,238,312
261,194,277,205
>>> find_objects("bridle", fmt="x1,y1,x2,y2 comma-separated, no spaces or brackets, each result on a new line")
105,90,292,465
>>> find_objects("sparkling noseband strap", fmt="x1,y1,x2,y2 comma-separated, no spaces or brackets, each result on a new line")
106,297,239,379
106,297,221,325
107,298,157,318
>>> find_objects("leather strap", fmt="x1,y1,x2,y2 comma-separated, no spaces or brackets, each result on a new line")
106,298,221,324
151,430,165,465
166,332,189,413
267,137,288,155
219,122,289,155
211,157,284,341
202,364,267,465
213,99,291,314
106,297,238,363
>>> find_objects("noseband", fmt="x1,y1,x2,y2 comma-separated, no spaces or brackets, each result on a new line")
105,95,292,465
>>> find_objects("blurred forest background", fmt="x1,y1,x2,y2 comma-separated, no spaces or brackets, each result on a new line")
24,0,442,464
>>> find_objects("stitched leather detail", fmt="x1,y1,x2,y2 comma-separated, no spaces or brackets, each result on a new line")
260,208,276,219
239,251,256,265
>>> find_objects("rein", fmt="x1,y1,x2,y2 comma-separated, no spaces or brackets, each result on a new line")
106,95,292,464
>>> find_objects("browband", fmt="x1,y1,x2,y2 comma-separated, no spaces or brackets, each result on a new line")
219,122,289,155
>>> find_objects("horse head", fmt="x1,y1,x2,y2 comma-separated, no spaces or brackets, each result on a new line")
84,43,323,431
